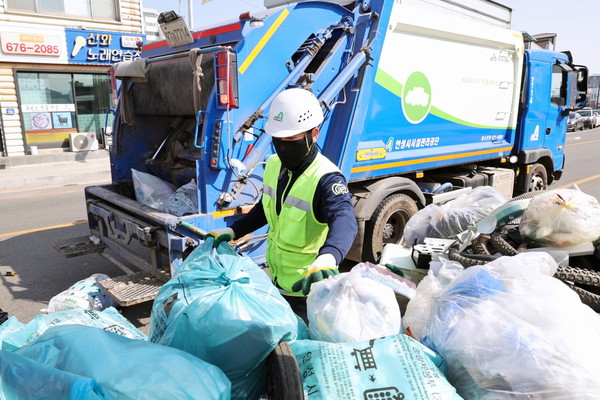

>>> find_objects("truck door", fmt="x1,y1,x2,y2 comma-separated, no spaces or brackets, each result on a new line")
543,62,569,169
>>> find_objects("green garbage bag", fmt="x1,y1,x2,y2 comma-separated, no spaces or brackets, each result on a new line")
149,237,298,400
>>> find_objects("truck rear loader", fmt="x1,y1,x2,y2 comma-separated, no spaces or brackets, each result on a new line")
55,0,588,306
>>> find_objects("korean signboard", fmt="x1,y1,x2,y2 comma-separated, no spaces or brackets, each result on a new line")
0,24,67,64
0,32,62,57
66,28,145,65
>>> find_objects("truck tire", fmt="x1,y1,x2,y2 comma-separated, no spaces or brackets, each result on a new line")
526,163,547,192
555,265,600,287
266,342,303,400
567,284,600,312
363,193,418,263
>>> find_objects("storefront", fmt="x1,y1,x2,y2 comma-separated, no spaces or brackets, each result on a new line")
0,24,144,155
16,69,112,149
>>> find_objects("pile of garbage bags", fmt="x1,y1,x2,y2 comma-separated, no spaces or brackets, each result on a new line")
4,186,600,399
297,187,600,399
0,237,300,400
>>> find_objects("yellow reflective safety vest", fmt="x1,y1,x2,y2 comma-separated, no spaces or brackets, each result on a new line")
262,153,341,296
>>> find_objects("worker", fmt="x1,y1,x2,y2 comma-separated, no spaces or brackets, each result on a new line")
210,88,358,321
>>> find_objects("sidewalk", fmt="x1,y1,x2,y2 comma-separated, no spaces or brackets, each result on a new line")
0,150,111,191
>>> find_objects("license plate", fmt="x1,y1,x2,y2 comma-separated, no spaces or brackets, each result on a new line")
160,18,194,48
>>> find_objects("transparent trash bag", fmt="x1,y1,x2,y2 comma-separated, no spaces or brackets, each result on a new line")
401,186,506,245
131,168,176,212
307,266,401,343
519,189,600,246
422,252,600,399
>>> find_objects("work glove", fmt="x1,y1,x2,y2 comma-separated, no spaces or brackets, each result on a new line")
207,227,235,246
291,253,339,296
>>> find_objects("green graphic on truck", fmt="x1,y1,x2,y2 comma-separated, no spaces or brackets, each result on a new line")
402,71,431,124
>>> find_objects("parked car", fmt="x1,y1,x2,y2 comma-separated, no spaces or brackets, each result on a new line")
594,110,600,128
567,112,585,131
576,108,596,128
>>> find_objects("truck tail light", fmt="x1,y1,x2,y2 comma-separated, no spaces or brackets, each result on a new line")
215,50,239,109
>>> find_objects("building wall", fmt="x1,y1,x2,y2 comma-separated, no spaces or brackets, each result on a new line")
142,7,163,43
0,0,143,33
0,0,144,156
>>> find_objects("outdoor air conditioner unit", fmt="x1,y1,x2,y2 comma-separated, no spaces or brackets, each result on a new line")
69,132,99,152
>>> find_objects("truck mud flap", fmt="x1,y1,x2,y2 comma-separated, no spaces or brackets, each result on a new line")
53,236,106,258
98,271,168,307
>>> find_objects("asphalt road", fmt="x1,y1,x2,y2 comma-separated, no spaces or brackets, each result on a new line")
0,182,153,333
1,128,600,333
551,126,600,199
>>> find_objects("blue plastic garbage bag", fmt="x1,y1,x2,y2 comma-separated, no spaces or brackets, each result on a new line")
0,307,146,351
149,237,298,400
291,334,462,400
0,349,106,400
0,325,231,400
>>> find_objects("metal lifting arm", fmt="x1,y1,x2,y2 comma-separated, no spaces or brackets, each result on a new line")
217,20,360,207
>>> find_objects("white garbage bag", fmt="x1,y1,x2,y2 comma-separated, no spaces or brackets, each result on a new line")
44,273,115,313
307,267,401,343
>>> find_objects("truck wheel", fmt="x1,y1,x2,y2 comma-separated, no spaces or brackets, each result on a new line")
527,163,547,192
266,342,303,400
363,193,418,263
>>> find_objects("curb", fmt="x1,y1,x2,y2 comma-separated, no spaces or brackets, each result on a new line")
1,170,112,191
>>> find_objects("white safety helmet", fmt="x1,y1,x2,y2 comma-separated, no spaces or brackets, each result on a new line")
264,88,324,138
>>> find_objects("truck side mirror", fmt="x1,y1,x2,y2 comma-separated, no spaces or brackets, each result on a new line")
561,109,570,117
577,69,588,92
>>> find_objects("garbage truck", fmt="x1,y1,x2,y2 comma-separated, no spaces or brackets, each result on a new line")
54,0,588,306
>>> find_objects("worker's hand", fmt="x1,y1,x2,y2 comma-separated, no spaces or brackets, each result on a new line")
207,227,235,246
291,253,339,296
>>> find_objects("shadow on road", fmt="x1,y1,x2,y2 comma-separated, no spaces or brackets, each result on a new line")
0,223,152,332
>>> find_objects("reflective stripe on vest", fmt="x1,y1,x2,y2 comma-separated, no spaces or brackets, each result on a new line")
262,153,341,296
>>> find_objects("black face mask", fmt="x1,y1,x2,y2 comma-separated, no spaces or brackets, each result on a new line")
273,132,313,171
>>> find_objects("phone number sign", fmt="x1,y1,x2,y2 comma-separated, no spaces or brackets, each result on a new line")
0,32,61,56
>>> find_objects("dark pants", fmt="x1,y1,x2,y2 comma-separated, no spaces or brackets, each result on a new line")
283,295,308,325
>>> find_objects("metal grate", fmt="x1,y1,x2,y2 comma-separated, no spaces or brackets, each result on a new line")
98,271,167,307
53,236,105,258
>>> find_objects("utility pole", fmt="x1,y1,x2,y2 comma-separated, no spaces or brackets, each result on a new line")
188,0,194,30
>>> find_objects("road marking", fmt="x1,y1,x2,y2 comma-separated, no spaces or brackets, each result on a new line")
0,220,87,239
566,138,600,147
556,173,600,190
0,189,81,201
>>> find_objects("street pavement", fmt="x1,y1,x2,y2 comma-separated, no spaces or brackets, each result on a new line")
0,149,111,191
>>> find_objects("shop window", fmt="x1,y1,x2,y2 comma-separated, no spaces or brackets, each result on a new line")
7,0,35,11
74,73,112,146
17,72,112,149
7,0,118,20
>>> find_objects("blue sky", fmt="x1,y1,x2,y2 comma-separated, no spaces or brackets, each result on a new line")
142,0,600,73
